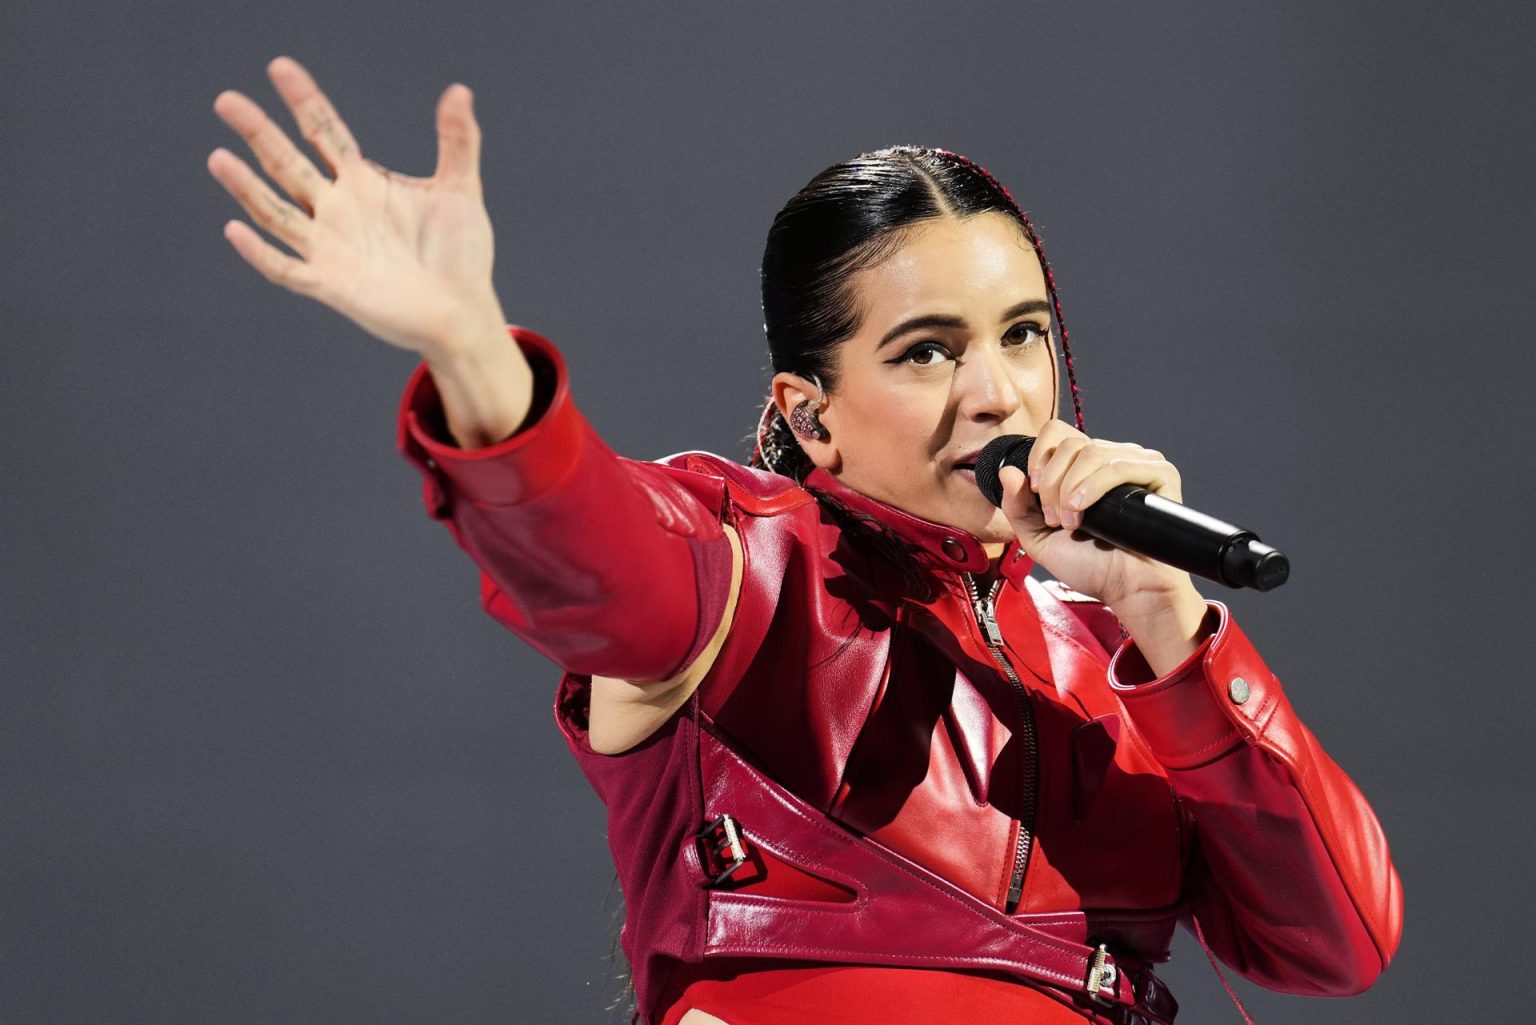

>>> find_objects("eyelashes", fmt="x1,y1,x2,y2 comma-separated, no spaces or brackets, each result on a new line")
894,341,949,366
888,322,1049,367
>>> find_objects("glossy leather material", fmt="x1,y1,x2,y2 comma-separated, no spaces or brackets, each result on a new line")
688,716,1180,1024
398,325,1404,1023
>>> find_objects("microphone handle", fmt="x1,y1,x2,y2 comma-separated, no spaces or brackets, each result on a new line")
1079,484,1290,592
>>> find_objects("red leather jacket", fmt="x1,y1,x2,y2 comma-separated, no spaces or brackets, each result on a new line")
396,326,1403,1024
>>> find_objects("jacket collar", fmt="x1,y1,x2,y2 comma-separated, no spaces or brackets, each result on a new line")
801,467,1034,590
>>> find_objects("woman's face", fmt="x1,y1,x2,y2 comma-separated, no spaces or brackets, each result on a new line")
776,210,1059,544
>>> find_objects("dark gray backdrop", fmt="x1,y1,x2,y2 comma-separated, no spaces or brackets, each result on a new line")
4,2,1533,1022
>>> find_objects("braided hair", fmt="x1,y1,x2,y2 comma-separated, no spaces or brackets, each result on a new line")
749,146,1083,481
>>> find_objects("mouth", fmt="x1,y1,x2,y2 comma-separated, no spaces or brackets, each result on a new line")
950,446,1000,492
950,449,986,474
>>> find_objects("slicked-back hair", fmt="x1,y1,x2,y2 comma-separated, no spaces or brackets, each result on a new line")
750,146,1082,482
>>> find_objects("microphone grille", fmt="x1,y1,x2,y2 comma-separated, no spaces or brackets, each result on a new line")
974,435,1033,508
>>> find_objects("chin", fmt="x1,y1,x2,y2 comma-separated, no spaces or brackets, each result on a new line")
974,507,1017,545
930,484,1013,543
865,472,1014,543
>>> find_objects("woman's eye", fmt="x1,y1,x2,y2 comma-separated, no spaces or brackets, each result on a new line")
894,342,951,366
1006,322,1048,345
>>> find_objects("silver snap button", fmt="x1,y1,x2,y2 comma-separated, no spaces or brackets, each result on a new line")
1228,677,1250,704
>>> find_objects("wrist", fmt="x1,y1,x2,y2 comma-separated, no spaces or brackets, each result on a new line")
422,321,536,450
419,290,511,363
423,321,513,372
1106,576,1201,624
1108,582,1211,679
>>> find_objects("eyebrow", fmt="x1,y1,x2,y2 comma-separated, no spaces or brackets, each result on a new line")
875,299,1052,351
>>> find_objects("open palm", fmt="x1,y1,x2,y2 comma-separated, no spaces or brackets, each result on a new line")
208,56,505,357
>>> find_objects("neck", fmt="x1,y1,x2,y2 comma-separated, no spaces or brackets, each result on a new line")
971,541,1009,592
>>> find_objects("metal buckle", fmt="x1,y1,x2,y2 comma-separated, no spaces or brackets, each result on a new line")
1086,942,1120,1006
695,814,749,886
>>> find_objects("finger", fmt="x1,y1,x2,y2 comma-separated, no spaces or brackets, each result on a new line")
207,147,313,254
1025,418,1083,484
1064,460,1183,522
214,89,329,211
433,83,482,188
1057,443,1155,527
998,465,1038,521
266,55,362,176
999,465,1053,558
221,219,320,297
1034,434,1089,529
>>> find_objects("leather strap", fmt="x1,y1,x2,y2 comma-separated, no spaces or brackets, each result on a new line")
690,721,1179,1023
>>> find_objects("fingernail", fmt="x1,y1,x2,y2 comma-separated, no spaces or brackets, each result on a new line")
1043,505,1056,525
1069,489,1085,509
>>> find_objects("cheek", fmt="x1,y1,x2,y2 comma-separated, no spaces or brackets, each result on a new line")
859,394,944,465
851,416,925,476
834,383,948,483
841,374,921,432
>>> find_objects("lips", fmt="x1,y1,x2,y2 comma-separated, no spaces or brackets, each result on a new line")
951,447,988,472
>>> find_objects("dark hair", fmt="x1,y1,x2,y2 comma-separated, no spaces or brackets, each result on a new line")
749,145,1082,481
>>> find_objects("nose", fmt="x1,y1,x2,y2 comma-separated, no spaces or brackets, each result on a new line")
954,343,1025,424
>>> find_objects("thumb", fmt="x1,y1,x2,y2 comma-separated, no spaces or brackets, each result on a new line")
434,83,482,188
999,465,1049,551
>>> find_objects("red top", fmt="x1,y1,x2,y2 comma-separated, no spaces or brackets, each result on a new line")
396,325,1402,1024
655,960,1098,1025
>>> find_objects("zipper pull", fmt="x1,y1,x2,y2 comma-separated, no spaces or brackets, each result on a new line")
1006,874,1024,911
974,590,1005,649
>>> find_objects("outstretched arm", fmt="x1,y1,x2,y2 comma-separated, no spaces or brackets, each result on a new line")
209,58,737,682
396,326,739,682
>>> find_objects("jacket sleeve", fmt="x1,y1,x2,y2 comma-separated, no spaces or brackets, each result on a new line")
394,325,737,682
1108,602,1404,996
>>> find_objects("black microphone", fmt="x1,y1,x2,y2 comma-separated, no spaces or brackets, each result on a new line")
973,435,1290,592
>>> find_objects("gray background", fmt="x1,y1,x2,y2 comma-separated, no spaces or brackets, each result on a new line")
3,1,1532,1022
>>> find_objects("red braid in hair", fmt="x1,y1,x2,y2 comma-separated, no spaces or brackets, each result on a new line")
933,149,1085,432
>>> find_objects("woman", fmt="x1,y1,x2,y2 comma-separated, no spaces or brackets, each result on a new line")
208,57,1402,1025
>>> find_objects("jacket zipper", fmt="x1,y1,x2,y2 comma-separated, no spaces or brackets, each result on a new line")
963,572,1038,915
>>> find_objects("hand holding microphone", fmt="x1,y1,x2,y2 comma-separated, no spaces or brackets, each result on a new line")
974,431,1289,592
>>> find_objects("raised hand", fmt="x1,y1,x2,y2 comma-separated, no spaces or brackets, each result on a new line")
995,419,1185,603
994,420,1211,674
207,56,507,360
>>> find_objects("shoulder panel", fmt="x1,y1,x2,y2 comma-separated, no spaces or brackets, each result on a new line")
656,450,816,517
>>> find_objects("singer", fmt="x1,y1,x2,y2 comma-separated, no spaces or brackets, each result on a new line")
208,57,1402,1025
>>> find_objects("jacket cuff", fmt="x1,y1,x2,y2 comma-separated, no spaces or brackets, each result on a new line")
395,325,590,516
1111,602,1284,769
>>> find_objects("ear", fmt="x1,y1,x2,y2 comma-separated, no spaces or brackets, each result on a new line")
771,371,841,472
